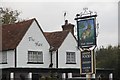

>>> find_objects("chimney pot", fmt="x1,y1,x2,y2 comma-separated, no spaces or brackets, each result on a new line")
65,20,68,25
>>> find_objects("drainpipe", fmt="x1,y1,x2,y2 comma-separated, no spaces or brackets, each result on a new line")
15,48,17,68
49,46,54,68
50,51,53,67
56,49,58,68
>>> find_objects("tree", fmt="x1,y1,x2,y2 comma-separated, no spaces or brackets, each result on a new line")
96,45,119,79
0,7,21,24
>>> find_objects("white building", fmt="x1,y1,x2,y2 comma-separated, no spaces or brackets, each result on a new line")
0,18,81,80
1,18,50,69
44,20,80,69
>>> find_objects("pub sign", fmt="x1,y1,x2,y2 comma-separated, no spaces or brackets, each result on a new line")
77,18,96,48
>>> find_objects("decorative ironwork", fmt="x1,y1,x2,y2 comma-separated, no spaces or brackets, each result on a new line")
76,7,97,18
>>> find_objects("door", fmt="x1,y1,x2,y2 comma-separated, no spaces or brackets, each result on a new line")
32,74,39,80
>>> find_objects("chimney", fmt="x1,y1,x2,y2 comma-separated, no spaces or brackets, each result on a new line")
62,20,75,35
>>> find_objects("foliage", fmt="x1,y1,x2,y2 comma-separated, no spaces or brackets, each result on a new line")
40,71,58,80
0,7,21,24
96,45,119,79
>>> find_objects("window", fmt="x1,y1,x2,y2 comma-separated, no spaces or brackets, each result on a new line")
66,52,76,64
2,51,7,64
28,51,43,64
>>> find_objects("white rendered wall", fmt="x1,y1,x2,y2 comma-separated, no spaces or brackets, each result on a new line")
17,21,50,68
58,32,80,68
52,51,56,68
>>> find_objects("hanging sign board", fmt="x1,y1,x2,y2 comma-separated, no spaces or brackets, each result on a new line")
80,50,95,74
77,18,96,48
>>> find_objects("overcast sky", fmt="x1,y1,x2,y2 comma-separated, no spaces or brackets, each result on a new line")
1,0,119,48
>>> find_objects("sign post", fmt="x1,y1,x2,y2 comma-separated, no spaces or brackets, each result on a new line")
75,8,98,80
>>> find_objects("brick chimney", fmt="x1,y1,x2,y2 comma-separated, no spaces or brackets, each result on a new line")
62,20,75,35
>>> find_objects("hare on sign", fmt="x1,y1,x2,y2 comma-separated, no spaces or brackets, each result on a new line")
81,23,92,41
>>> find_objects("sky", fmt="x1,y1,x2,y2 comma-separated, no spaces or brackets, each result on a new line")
0,0,119,48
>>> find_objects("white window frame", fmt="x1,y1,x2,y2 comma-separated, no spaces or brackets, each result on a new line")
28,51,43,64
66,52,76,64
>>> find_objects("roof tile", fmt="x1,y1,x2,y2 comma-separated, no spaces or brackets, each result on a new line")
1,18,34,51
44,30,69,51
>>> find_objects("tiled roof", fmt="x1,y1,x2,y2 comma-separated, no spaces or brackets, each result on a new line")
1,18,75,51
44,31,69,51
1,18,35,51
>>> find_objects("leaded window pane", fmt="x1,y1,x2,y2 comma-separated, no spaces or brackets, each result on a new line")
2,51,7,63
28,51,43,63
66,52,76,63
